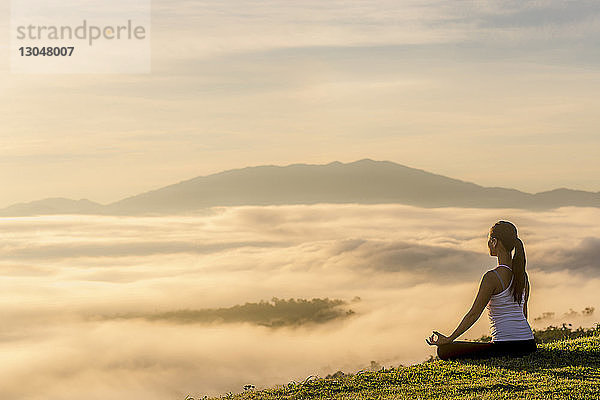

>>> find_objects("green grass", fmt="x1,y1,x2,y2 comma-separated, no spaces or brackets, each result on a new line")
202,334,600,400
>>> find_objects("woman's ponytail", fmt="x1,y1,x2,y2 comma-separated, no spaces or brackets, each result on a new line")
511,237,527,304
490,220,528,304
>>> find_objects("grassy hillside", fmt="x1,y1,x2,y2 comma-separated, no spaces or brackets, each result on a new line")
201,333,600,400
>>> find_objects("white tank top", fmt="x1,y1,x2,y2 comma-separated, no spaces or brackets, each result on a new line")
486,264,534,341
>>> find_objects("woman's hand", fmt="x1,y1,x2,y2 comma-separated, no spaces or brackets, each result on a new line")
426,331,453,346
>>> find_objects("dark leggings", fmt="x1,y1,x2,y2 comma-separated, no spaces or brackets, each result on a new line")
437,339,537,360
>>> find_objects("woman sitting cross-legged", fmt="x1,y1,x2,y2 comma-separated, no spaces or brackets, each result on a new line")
426,220,537,360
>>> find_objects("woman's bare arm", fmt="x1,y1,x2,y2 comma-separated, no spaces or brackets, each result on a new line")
523,276,530,319
447,271,496,341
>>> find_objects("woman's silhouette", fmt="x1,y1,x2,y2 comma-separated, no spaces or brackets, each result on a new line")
426,221,537,360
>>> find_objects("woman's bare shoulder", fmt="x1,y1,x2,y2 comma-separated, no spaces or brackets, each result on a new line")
481,270,499,287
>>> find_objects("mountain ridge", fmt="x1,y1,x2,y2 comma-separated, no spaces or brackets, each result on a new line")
2,159,598,216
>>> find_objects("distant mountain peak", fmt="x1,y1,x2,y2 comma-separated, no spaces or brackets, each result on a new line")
1,159,598,216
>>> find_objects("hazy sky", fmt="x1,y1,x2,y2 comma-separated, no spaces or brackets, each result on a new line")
1,204,599,399
1,0,599,207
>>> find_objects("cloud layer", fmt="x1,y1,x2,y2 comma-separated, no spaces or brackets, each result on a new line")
1,204,599,399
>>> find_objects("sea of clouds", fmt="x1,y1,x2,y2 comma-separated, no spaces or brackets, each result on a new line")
1,204,598,399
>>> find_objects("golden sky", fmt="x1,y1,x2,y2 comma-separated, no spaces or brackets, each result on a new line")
1,1,599,207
